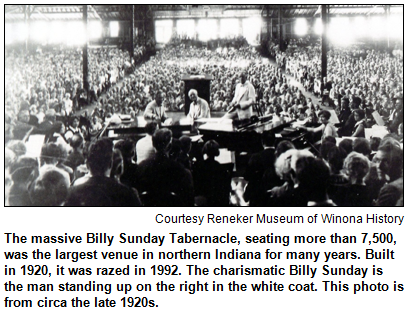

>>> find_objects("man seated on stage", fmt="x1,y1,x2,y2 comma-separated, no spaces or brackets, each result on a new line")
187,89,210,121
223,72,256,121
143,92,172,125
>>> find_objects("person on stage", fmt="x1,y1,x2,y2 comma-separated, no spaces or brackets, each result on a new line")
187,89,210,121
224,71,256,120
143,92,171,124
298,109,338,142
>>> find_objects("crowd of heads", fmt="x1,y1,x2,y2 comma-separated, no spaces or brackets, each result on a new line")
118,42,318,118
260,133,403,206
14,38,400,135
5,118,402,206
282,43,403,117
5,47,135,117
4,34,404,206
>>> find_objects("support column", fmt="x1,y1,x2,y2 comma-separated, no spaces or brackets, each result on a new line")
385,5,390,50
278,6,284,50
24,5,31,51
238,18,243,37
172,20,177,39
82,5,89,96
23,5,29,89
194,19,199,40
216,18,221,40
130,5,135,60
266,6,271,40
321,4,328,95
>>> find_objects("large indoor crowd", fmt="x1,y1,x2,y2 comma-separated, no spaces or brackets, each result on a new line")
5,47,132,117
4,36,403,207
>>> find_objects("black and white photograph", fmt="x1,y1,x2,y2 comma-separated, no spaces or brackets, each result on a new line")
4,5,404,207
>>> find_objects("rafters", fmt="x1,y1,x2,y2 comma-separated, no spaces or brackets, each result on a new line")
5,4,403,22
89,5,102,20
32,6,50,21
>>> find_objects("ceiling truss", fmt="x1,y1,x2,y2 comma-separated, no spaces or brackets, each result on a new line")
5,5,403,22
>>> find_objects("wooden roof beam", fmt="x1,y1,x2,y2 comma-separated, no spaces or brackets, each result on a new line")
5,5,23,14
89,5,102,20
366,5,378,15
314,5,321,16
32,6,50,21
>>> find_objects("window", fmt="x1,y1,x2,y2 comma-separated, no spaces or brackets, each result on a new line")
155,20,173,43
294,18,308,36
67,21,86,45
110,21,119,37
176,19,195,38
243,17,261,43
197,19,217,41
220,19,239,38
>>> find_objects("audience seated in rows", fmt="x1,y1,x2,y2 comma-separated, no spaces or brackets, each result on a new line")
4,39,403,207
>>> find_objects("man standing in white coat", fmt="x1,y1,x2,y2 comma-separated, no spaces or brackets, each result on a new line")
224,72,256,121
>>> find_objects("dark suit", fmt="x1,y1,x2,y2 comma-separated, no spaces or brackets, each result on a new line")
244,148,280,206
193,159,231,207
136,153,194,206
338,113,356,137
12,121,33,141
376,177,403,206
35,120,55,140
270,184,309,207
120,162,139,189
323,81,332,92
389,109,403,133
66,150,85,171
332,184,372,207
65,176,141,206
28,115,39,127
338,108,351,126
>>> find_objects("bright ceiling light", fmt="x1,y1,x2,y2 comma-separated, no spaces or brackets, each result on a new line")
328,17,354,45
388,15,403,39
31,21,48,43
314,18,322,35
89,21,102,39
5,23,14,45
14,23,28,42
49,21,65,43
353,16,367,37
66,21,86,46
369,16,385,39
295,18,308,36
